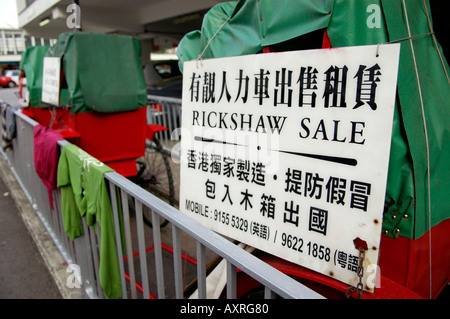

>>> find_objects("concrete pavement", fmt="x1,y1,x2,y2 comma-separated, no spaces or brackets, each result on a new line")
0,154,62,298
0,87,85,299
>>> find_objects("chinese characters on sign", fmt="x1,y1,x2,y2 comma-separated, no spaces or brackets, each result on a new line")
41,57,61,106
179,44,400,292
188,63,382,110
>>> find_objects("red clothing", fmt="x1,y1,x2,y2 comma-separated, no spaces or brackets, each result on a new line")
33,125,63,209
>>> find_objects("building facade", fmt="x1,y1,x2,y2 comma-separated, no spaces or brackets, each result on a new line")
0,28,56,74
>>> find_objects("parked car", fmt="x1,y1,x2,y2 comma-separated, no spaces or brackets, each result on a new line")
4,70,19,86
0,75,16,88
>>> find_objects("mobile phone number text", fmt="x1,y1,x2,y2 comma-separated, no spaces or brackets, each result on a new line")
213,209,249,232
280,232,331,262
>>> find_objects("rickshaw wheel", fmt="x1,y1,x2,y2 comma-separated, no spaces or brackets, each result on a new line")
135,137,175,228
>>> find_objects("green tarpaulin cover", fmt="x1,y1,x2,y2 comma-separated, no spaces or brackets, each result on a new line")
19,45,50,107
177,0,450,240
45,32,147,113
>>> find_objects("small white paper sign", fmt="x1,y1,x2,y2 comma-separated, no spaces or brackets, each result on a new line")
179,44,400,292
41,57,61,105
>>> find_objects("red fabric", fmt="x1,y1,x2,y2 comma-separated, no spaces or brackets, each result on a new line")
262,46,276,53
379,218,450,298
322,30,331,49
33,125,63,209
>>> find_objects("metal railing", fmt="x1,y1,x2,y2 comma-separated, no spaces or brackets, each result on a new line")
147,95,181,155
1,109,103,298
1,103,324,299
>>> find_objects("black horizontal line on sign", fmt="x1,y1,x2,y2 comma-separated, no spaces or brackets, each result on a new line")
194,136,357,166
194,136,243,146
277,150,358,166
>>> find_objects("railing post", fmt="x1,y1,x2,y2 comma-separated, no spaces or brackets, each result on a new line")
152,210,165,299
264,287,276,299
196,242,207,299
226,261,237,299
172,225,184,299
120,189,137,299
135,200,150,299
109,182,127,299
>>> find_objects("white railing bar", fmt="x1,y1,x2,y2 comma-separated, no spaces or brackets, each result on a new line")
135,200,150,299
120,189,138,299
196,241,207,299
147,95,182,104
104,171,324,299
80,221,96,297
109,182,128,299
13,108,40,126
88,221,103,298
171,225,184,299
152,210,166,299
226,261,237,299
265,287,277,299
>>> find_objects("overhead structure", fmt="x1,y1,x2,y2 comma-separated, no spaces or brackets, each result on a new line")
16,0,228,52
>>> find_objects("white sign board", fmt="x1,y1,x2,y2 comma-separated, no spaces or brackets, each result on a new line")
179,44,400,292
41,57,61,105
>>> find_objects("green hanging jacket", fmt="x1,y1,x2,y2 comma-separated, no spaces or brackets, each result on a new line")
57,144,122,299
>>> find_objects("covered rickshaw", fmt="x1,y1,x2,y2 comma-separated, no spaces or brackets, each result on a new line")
177,0,449,299
19,32,175,225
